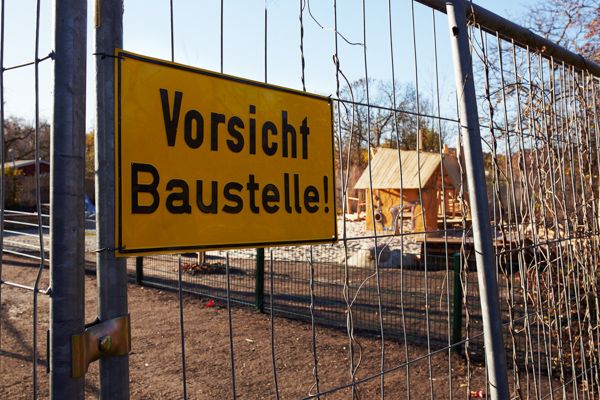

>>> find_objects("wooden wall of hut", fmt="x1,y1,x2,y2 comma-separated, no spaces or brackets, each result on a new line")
364,187,438,234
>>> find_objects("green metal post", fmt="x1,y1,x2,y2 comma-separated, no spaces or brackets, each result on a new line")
255,248,265,312
452,253,463,353
135,257,144,286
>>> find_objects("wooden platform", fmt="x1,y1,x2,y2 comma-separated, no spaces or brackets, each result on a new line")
415,236,473,258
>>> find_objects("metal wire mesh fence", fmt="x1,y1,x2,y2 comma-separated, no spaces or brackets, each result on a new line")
468,19,600,398
1,0,599,399
0,0,55,398
109,0,599,398
124,250,493,352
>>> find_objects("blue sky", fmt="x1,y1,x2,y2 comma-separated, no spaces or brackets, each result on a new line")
2,0,537,131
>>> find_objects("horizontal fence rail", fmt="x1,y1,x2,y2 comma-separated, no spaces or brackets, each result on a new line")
417,0,600,76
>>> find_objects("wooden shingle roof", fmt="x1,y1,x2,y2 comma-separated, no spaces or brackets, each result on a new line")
354,148,460,190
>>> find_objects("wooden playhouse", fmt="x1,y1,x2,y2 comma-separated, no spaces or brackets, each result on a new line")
354,148,467,234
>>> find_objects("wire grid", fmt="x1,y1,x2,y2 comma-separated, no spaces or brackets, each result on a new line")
468,20,600,398
117,0,599,398
101,0,592,398
129,251,486,345
0,0,54,398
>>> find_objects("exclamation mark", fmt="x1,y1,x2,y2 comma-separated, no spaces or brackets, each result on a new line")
323,176,330,213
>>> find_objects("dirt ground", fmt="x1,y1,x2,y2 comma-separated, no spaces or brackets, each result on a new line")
1,256,563,399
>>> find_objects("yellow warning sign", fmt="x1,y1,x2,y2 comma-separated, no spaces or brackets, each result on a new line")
115,50,336,256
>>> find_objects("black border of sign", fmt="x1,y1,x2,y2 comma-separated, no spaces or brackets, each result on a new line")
115,49,338,255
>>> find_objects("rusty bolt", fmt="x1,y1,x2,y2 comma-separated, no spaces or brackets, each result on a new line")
98,335,112,353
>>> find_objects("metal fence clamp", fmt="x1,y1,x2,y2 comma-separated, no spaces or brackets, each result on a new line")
71,314,131,378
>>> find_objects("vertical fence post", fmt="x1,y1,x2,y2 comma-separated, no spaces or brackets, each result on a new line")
95,0,129,399
49,0,87,398
255,248,265,312
451,253,463,353
135,257,144,286
445,1,509,398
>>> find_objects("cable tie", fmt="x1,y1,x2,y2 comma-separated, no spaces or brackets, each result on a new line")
92,52,123,60
94,247,118,253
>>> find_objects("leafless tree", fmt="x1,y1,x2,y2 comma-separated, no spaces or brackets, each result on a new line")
526,0,599,62
3,117,50,162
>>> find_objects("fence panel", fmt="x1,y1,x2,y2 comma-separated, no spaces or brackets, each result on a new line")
0,0,54,398
115,1,598,398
